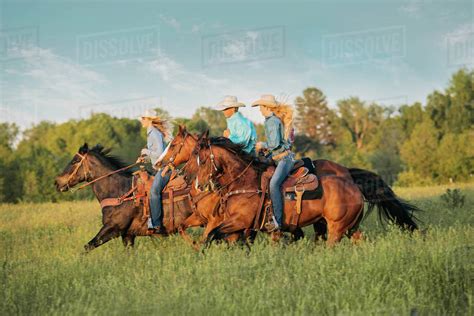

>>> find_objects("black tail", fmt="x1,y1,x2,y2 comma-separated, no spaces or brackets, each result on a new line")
349,168,419,231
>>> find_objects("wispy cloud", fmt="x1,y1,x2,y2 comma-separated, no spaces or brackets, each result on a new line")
147,52,228,92
159,14,181,31
399,0,422,17
1,47,107,127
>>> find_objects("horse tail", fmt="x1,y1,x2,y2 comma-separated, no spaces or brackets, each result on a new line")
348,168,419,231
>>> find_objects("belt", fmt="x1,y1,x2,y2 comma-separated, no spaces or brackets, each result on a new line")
272,150,291,162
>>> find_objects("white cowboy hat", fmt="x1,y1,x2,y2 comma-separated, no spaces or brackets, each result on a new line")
251,94,286,108
139,109,159,119
215,95,246,111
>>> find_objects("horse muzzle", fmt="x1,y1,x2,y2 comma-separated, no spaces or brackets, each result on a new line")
54,178,69,192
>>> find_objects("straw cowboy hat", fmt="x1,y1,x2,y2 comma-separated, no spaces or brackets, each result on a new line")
139,109,161,120
251,94,286,108
215,95,246,111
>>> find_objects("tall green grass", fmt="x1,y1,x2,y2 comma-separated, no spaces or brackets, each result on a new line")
1,185,473,315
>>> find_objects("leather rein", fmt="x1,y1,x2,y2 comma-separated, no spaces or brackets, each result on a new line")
66,152,138,193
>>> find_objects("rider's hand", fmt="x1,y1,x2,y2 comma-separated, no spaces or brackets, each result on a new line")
136,156,146,163
256,142,264,152
223,129,230,138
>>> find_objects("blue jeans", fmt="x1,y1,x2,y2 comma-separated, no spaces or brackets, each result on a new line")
269,155,294,227
149,169,171,229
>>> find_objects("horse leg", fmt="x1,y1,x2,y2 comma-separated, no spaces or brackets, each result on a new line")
291,228,305,241
313,219,327,242
201,217,223,243
178,213,204,250
121,233,136,248
84,224,120,252
346,206,365,245
326,220,345,247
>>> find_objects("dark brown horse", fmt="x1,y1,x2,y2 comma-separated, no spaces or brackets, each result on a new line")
54,143,196,251
193,134,419,246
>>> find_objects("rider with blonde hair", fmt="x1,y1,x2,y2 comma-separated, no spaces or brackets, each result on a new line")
253,95,295,232
137,109,172,232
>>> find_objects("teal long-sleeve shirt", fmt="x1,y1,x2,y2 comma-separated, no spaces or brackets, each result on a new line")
226,112,257,154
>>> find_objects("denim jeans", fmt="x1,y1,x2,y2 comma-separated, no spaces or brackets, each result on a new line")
149,169,171,229
269,155,294,227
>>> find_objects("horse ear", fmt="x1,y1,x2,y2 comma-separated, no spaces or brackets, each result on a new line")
79,143,89,154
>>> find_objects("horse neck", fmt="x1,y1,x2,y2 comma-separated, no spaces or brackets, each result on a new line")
89,160,132,202
215,148,258,190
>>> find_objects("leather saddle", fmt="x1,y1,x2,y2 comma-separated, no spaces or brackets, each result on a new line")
262,165,319,193
133,169,190,202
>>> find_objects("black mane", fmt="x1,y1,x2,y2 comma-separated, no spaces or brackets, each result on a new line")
89,144,133,176
209,137,268,171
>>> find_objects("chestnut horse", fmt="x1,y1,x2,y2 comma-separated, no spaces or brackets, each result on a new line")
157,126,367,242
156,126,305,245
193,134,419,245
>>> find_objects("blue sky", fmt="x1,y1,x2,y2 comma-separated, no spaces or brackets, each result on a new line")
1,0,473,127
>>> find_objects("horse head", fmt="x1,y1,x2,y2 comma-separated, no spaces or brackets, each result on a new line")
155,125,198,170
54,143,94,192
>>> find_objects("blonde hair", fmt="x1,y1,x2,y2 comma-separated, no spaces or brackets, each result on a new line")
150,118,173,141
267,104,294,141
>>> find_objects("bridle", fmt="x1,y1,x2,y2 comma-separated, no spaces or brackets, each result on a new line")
64,152,138,192
161,132,197,174
65,153,92,191
196,139,253,193
195,139,260,216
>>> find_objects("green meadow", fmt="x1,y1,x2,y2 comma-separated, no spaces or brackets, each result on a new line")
1,184,473,315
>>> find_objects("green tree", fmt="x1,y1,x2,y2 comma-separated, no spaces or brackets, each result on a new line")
337,97,384,149
400,119,439,179
398,102,424,139
445,68,474,133
295,87,335,145
435,131,474,182
0,123,20,202
192,107,226,136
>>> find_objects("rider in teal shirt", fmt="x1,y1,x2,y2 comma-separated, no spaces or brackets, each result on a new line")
216,96,257,155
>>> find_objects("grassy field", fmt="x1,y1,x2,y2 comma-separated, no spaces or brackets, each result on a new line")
1,184,473,315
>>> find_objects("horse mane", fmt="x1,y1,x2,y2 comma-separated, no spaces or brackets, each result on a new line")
89,144,133,176
209,137,268,172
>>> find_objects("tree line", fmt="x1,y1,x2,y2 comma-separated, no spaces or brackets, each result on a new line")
0,69,472,203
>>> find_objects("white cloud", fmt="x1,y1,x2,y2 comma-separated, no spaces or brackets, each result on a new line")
159,14,181,31
1,47,107,127
444,22,474,45
399,0,422,17
147,52,228,92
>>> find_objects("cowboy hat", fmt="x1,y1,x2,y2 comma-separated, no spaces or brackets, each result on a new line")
215,95,246,111
139,109,160,120
251,94,285,108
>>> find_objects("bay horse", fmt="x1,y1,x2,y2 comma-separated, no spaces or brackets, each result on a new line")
54,143,199,251
193,133,419,246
